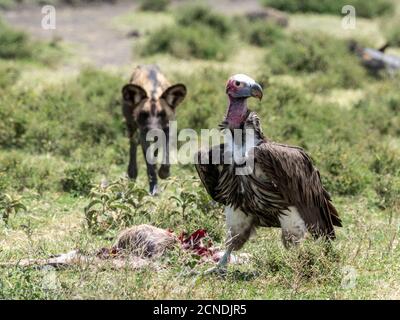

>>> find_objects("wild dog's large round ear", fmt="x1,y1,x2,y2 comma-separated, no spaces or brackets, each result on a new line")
161,84,187,109
122,84,147,106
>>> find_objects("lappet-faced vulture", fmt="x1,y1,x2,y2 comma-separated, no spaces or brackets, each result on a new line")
195,74,342,273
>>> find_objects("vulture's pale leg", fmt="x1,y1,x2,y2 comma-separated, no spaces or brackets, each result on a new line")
205,206,254,274
278,206,307,248
203,247,233,275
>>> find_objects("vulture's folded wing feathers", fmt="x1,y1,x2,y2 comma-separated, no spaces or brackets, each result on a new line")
195,144,226,205
255,142,342,238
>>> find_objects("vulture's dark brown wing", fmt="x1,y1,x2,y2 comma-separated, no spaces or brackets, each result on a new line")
195,144,226,205
255,142,342,239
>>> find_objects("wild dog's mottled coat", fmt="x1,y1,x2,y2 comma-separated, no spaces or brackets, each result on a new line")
122,65,187,194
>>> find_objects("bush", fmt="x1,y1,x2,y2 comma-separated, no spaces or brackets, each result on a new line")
175,4,232,36
0,62,20,90
0,151,63,193
318,144,371,196
267,32,335,73
0,0,13,9
84,179,154,234
0,68,123,156
355,80,400,136
139,0,170,12
0,107,26,149
0,19,32,59
381,16,400,47
0,192,26,225
61,166,94,196
374,175,400,211
239,19,286,47
142,24,229,60
266,31,367,89
261,0,393,18
0,18,62,64
142,5,232,60
175,69,227,130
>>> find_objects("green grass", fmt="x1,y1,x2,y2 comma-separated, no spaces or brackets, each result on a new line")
0,6,400,299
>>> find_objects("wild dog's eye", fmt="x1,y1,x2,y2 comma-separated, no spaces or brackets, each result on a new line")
235,81,241,86
138,111,149,122
158,110,166,118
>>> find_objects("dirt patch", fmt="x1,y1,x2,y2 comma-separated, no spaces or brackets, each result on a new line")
2,1,138,67
1,0,262,68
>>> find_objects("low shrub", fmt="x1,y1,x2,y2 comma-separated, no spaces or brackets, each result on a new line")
0,18,62,64
266,31,367,89
61,166,95,196
239,19,286,47
0,19,32,59
175,4,232,36
139,0,170,12
381,16,400,47
260,0,393,18
142,5,232,60
0,192,26,225
318,144,372,196
0,68,123,156
0,0,13,9
142,24,229,60
0,108,26,149
267,32,337,73
0,151,63,193
374,175,400,212
0,62,20,90
355,81,400,136
175,69,227,130
84,179,154,234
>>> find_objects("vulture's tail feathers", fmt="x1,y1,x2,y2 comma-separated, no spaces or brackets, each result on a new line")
327,200,342,227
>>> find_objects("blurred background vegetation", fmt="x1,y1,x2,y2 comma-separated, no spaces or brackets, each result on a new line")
0,0,399,299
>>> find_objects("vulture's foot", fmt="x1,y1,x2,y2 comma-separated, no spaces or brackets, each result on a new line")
182,266,226,277
203,266,227,277
200,248,232,276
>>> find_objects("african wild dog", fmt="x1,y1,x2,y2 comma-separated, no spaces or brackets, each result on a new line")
122,65,187,195
348,40,400,76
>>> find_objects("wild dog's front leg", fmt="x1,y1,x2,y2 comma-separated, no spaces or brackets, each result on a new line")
124,103,139,180
140,134,159,196
128,135,138,179
158,127,170,179
146,162,158,196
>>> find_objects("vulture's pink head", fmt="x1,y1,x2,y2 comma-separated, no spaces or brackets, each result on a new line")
225,74,263,128
225,74,263,101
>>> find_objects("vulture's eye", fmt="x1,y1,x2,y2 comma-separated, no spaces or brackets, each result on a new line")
235,81,241,86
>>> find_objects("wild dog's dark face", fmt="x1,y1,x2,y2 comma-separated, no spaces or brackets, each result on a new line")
122,67,187,133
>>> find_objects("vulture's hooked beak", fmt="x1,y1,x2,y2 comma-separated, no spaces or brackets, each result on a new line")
250,82,263,101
